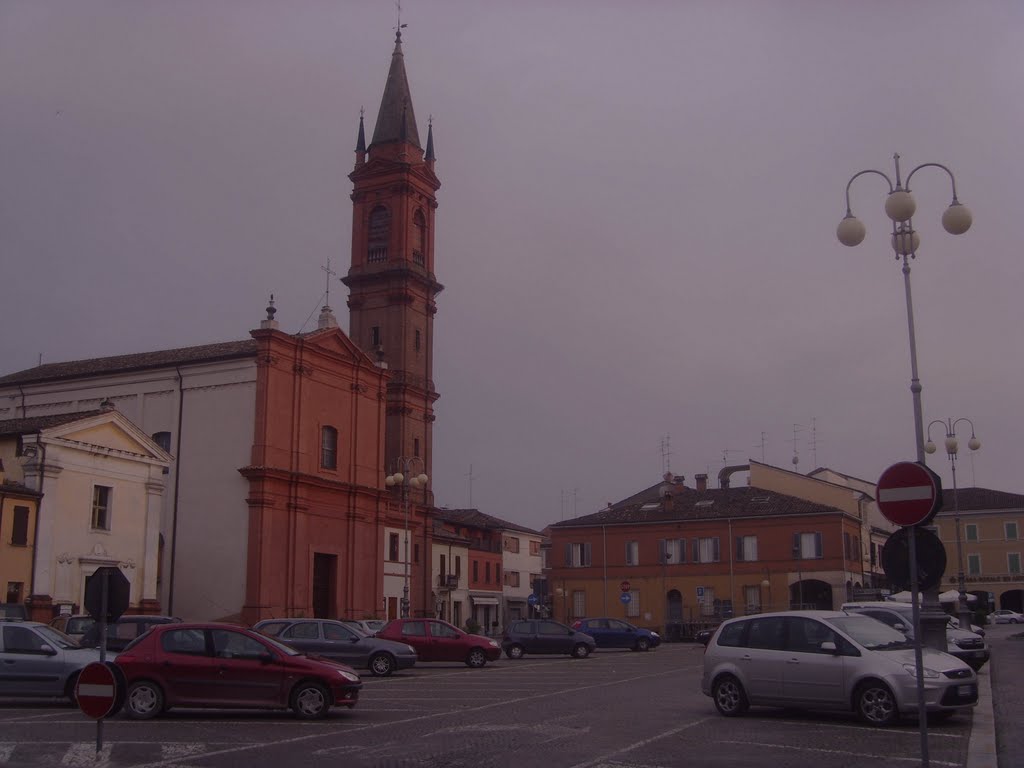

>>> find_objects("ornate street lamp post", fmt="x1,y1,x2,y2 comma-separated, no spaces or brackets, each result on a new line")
385,458,428,619
926,418,981,629
837,154,971,767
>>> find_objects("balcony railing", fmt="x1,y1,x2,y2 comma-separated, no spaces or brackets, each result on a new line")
437,574,459,589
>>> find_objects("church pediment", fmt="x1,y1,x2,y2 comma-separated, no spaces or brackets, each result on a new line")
301,327,378,367
44,412,171,463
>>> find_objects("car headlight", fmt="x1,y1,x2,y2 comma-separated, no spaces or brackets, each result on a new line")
902,663,940,679
337,669,361,682
405,645,416,653
487,640,499,647
651,632,660,638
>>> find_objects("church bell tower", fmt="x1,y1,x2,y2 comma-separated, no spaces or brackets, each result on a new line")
343,30,442,489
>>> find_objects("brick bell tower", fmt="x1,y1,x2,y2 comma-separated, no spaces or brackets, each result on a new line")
343,29,441,496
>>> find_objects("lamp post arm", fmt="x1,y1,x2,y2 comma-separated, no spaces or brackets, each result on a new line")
843,169,895,215
951,417,977,436
905,162,962,202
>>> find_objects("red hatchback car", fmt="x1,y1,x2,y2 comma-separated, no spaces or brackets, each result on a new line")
376,619,501,667
114,623,362,720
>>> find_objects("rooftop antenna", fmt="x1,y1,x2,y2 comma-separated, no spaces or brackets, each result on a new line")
721,448,744,468
789,423,806,473
660,435,672,475
465,464,476,508
754,431,767,463
809,416,820,468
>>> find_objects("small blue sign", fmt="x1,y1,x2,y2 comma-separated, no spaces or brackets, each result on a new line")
619,592,632,604
527,594,539,606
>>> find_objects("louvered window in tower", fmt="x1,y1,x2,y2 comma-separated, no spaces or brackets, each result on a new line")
367,206,390,262
412,209,426,265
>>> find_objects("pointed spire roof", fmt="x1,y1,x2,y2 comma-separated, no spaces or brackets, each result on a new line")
355,109,366,153
370,31,421,149
425,116,435,161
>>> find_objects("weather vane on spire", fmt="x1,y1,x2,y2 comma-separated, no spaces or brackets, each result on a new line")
394,0,407,41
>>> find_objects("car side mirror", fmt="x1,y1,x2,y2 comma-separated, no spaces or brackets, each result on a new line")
893,623,908,633
39,644,58,656
259,652,275,665
820,641,837,654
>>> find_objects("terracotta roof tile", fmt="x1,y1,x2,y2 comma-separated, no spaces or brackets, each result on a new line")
0,340,257,386
0,410,104,436
550,482,839,528
435,508,543,536
940,487,1024,512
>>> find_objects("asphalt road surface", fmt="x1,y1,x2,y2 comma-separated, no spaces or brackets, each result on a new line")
0,642,974,768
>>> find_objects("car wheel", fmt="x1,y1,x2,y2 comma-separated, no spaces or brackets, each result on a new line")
64,672,80,706
855,680,899,726
369,652,395,677
466,648,487,668
125,680,164,721
291,681,331,720
572,643,591,659
506,644,525,660
1011,619,1020,624
635,638,650,652
712,674,748,717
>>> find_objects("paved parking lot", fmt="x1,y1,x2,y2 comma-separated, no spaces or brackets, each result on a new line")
0,642,975,767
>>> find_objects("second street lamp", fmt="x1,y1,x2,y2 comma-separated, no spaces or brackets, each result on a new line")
385,458,428,619
925,418,981,630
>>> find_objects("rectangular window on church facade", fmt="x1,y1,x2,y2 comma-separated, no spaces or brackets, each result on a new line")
91,486,111,531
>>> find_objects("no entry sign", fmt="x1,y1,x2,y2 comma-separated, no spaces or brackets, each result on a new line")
876,461,943,527
76,662,125,720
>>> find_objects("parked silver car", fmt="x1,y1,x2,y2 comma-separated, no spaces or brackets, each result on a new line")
987,609,1023,624
253,618,417,676
702,610,977,726
0,621,105,701
841,601,989,670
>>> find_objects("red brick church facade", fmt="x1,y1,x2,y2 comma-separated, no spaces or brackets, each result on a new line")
239,30,441,624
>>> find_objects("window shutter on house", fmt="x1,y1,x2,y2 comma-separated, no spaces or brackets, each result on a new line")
793,532,801,558
692,539,700,563
736,536,744,562
814,532,823,558
565,543,572,567
713,537,720,562
584,542,592,565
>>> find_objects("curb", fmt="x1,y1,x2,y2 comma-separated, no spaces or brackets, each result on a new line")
966,665,996,768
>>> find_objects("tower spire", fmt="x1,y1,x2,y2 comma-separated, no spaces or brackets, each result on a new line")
425,115,435,163
370,29,420,149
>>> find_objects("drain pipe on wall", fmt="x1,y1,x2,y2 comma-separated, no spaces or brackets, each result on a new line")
166,366,186,616
602,525,608,617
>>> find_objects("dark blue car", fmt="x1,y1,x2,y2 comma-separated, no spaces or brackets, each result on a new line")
571,618,660,651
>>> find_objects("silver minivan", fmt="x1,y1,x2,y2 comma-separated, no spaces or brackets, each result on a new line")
841,601,989,671
701,610,977,726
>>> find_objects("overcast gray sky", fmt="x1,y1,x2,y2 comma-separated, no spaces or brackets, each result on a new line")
3,1,1022,532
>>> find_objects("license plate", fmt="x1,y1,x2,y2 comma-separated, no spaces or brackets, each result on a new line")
958,684,975,696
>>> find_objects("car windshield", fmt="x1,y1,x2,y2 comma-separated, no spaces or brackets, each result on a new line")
35,625,80,649
257,632,302,656
830,615,914,650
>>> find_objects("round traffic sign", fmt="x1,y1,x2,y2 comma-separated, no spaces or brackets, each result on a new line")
619,580,631,593
876,462,943,527
527,594,539,606
619,592,632,604
76,661,125,720
881,526,947,591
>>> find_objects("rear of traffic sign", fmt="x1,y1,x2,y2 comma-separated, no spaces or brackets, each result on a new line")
76,661,124,720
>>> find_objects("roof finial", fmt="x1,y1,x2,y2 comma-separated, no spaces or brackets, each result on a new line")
260,293,279,330
425,115,435,162
356,107,366,155
321,258,336,307
394,0,407,42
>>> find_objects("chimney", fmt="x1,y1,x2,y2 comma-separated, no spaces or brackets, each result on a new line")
695,473,708,492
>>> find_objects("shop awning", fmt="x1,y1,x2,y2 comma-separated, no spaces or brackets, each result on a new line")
470,595,500,606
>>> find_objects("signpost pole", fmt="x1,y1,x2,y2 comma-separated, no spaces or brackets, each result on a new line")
97,570,109,754
908,529,930,768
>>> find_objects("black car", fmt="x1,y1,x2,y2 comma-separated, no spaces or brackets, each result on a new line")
79,615,181,652
253,618,417,676
501,619,596,659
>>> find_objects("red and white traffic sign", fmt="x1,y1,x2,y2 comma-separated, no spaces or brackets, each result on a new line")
76,662,120,720
876,461,943,527
619,580,631,593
